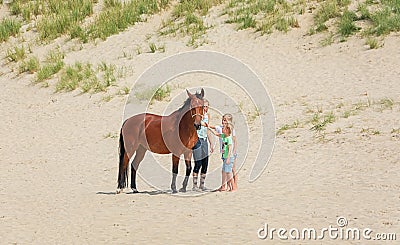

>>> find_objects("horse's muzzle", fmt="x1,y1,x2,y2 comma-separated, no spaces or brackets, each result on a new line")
194,123,201,130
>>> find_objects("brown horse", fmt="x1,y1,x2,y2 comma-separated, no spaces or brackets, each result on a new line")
117,89,205,194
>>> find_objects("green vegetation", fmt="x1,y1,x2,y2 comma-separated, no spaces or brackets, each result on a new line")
6,45,26,62
277,97,399,142
310,112,335,131
153,85,171,101
224,0,301,35
277,120,300,135
7,0,168,42
19,56,40,74
160,0,222,47
135,84,171,103
365,37,380,49
311,0,400,45
36,49,65,82
3,0,399,48
8,0,95,41
86,0,169,41
0,17,21,42
56,62,117,93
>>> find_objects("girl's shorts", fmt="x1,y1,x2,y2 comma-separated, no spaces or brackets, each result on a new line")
222,157,235,173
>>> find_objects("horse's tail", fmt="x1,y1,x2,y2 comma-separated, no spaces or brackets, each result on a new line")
117,130,128,189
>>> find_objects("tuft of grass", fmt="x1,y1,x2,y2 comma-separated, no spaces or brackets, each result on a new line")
367,6,400,36
6,45,26,62
149,42,157,53
153,85,171,101
97,62,117,90
225,0,299,35
87,0,168,41
378,97,394,110
313,0,342,33
104,132,119,139
360,127,381,136
334,128,342,134
160,0,220,47
35,0,94,41
20,56,40,74
310,112,335,131
366,37,380,49
118,86,130,95
391,128,400,134
56,61,118,93
320,32,335,46
57,62,96,92
36,49,65,83
0,17,21,42
135,84,171,102
277,120,300,135
338,10,360,37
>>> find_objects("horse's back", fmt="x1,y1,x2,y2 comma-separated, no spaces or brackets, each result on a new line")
122,113,171,154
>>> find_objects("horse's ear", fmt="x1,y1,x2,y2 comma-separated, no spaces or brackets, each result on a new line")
200,88,204,98
186,89,193,98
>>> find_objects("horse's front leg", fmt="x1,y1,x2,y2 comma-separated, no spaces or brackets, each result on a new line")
171,155,179,193
179,151,192,193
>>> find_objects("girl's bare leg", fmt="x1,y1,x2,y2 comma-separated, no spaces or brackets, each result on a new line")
226,172,233,191
232,160,238,191
218,170,226,191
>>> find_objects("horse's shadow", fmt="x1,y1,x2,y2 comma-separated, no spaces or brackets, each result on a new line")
96,190,170,196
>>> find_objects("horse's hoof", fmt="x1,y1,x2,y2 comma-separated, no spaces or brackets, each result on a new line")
179,188,186,193
116,189,122,194
132,188,139,193
172,189,178,194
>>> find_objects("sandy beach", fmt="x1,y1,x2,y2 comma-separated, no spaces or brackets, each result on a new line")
1,1,399,243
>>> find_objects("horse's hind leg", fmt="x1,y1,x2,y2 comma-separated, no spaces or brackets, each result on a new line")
179,151,192,193
171,155,180,193
116,151,130,194
131,145,146,193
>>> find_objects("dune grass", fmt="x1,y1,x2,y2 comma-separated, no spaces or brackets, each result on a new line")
6,45,26,62
56,61,118,93
224,0,301,35
19,56,40,74
7,0,169,43
8,0,95,41
36,49,65,82
310,0,400,46
0,17,21,42
135,84,171,104
85,0,170,41
160,0,223,47
278,97,398,141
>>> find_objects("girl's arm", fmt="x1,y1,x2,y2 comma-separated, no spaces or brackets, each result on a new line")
233,135,237,155
207,130,214,153
227,144,232,161
208,124,216,129
207,127,221,137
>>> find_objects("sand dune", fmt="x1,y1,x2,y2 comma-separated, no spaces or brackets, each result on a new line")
1,1,399,244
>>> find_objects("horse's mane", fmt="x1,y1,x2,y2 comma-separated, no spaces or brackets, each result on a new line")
178,91,204,112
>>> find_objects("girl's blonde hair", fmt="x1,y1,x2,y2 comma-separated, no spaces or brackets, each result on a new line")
223,113,234,125
224,122,234,135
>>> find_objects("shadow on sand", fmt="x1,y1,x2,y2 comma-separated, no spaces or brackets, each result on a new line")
96,190,171,196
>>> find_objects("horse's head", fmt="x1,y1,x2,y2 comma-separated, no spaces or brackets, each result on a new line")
186,88,205,130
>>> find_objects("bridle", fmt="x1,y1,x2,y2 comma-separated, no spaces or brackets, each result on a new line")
190,106,204,119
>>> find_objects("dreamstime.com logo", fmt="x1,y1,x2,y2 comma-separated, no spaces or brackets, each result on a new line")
123,51,276,195
258,217,397,241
